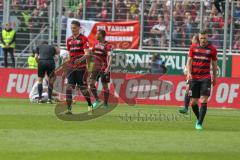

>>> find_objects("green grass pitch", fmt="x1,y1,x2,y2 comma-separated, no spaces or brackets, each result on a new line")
0,98,239,160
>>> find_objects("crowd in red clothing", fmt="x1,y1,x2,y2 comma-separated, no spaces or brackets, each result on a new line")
1,0,240,52
67,0,240,50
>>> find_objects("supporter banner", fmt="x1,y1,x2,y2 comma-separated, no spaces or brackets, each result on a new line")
112,50,232,77
66,19,140,49
0,68,239,109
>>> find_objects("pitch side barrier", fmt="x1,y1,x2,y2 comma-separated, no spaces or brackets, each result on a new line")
112,49,233,77
0,68,240,109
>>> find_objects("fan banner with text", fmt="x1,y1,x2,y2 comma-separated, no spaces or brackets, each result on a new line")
66,19,140,49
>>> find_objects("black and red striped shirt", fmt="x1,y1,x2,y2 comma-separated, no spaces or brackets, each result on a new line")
92,41,112,71
189,43,217,80
66,34,89,68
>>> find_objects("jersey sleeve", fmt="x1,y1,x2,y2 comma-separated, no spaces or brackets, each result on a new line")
188,45,194,58
106,43,113,53
83,37,89,49
66,38,70,51
211,47,218,61
91,42,97,53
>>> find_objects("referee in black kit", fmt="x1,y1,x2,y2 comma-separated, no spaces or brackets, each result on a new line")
35,41,57,103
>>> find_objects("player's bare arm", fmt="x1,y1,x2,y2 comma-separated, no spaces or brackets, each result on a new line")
84,48,91,67
35,53,39,64
73,47,90,65
186,57,192,80
105,51,112,73
212,60,218,86
34,47,39,64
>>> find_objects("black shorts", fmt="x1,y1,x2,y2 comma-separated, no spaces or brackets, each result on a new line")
189,79,211,98
38,60,55,78
67,68,88,86
90,70,110,83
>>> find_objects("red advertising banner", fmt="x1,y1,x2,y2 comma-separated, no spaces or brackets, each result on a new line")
66,19,140,49
232,55,240,78
0,68,38,98
0,68,240,109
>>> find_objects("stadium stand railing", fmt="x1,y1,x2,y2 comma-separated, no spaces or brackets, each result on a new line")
0,0,240,68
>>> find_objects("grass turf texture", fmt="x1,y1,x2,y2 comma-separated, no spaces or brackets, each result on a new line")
0,98,239,160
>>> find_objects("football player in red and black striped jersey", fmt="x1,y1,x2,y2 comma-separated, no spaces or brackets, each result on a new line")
186,30,218,130
89,30,112,109
65,20,93,114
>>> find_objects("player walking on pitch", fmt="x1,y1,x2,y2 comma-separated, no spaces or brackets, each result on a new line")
90,30,112,109
186,30,218,130
65,20,93,114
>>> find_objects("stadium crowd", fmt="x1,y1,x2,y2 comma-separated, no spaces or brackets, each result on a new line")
0,0,240,54
63,0,240,50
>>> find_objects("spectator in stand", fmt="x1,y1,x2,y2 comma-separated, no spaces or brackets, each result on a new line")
132,12,140,21
39,5,49,42
86,0,98,20
163,10,170,29
209,29,221,49
16,5,31,51
190,1,197,22
6,0,238,52
115,0,128,21
150,15,168,47
173,10,183,27
10,1,21,32
214,0,225,16
10,1,23,51
28,8,41,50
68,0,81,13
233,31,240,52
37,0,48,10
209,5,224,29
234,2,240,30
149,0,159,18
184,12,193,46
173,24,185,47
96,1,110,21
126,0,139,20
147,2,158,27
26,0,37,10
67,10,74,18
175,2,184,18
76,2,83,19
235,1,240,18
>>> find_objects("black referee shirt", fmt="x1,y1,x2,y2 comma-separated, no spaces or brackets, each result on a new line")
36,44,57,60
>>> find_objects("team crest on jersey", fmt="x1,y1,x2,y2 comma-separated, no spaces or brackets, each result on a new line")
96,44,105,50
70,39,81,45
